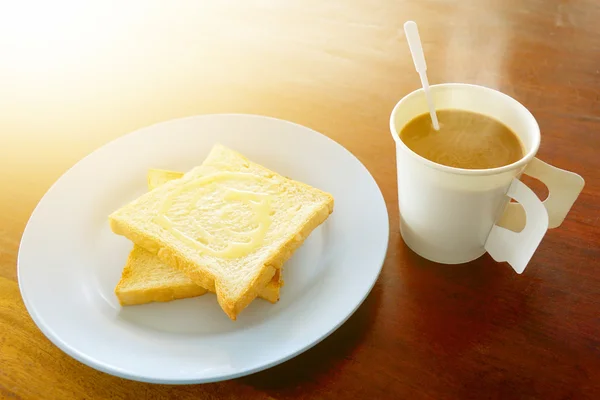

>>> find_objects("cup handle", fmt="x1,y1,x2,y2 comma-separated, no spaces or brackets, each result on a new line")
485,179,548,273
485,158,585,273
496,158,585,232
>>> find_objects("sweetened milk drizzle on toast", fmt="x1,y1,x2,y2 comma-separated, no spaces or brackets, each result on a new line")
155,172,276,259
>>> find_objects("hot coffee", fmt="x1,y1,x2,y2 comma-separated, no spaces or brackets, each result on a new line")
399,109,524,169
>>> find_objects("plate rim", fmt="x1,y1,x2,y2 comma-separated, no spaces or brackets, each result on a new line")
17,113,390,384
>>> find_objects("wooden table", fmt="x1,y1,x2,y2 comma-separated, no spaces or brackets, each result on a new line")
1,1,599,398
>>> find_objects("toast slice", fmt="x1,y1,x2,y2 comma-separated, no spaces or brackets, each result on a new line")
115,169,283,305
115,245,209,305
110,144,334,319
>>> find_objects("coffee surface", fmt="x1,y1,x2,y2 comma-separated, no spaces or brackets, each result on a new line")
399,109,524,169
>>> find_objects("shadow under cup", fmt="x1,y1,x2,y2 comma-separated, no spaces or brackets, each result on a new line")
389,83,541,265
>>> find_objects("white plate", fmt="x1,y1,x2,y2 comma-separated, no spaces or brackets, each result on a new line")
18,114,389,384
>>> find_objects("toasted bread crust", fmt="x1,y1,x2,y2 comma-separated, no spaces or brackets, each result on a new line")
116,284,207,306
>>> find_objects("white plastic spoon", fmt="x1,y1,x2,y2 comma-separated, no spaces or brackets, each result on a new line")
404,20,439,130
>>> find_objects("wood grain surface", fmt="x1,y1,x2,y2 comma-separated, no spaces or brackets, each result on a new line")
1,0,599,399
